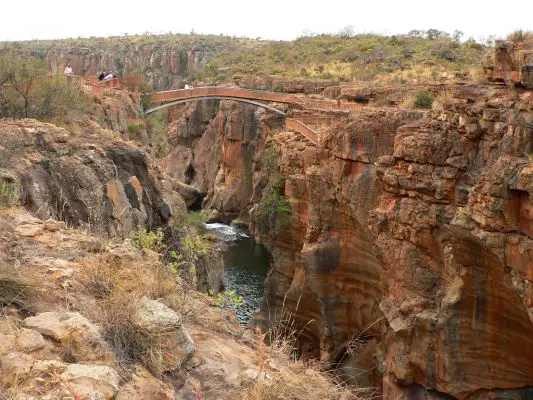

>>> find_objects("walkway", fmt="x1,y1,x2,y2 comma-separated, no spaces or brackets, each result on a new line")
69,74,120,97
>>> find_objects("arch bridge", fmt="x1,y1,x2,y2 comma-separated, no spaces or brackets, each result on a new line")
145,87,319,144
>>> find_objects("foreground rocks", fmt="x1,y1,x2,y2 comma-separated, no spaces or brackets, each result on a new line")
0,212,266,399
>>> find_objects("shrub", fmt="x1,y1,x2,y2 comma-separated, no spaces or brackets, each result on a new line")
131,227,165,252
257,188,292,231
506,30,533,43
145,109,168,158
413,91,434,109
210,289,244,311
0,180,21,208
261,146,278,176
0,56,89,121
127,122,143,134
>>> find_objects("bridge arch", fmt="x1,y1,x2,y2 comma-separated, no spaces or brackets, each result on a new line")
146,87,318,144
144,96,287,116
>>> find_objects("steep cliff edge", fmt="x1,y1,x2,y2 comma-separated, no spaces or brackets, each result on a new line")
162,86,533,398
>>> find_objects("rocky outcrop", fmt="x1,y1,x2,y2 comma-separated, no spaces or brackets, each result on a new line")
0,119,186,236
0,210,265,400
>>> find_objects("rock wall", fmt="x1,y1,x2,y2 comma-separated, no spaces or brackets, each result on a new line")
163,99,285,223
0,42,210,90
163,86,533,398
0,119,186,236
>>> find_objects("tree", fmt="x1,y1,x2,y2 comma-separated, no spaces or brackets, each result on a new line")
407,30,424,38
11,58,47,118
0,56,89,120
452,30,464,42
338,25,356,38
426,29,450,41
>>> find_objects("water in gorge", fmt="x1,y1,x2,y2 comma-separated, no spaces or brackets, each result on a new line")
205,223,270,324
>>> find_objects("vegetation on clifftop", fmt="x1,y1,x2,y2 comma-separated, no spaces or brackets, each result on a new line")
1,29,489,88
0,56,89,120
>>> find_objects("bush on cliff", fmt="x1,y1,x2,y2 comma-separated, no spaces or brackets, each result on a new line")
257,188,292,232
413,91,434,109
131,227,165,252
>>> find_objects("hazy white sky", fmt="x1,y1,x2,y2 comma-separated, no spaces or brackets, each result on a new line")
2,0,532,42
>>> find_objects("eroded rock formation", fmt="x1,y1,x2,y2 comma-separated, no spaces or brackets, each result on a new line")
0,119,186,236
165,85,533,398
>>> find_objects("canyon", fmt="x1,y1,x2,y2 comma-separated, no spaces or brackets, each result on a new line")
163,83,533,398
0,35,532,399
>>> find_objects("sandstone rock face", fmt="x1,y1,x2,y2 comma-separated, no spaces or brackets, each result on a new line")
164,100,282,223
171,85,533,398
1,43,210,90
0,119,186,236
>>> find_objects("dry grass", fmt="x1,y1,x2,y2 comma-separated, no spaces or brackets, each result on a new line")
431,90,454,111
506,30,533,43
0,267,36,316
75,253,187,376
239,362,376,400
238,297,377,400
91,291,181,377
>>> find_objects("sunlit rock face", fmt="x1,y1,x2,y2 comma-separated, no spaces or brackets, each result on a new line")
163,85,533,397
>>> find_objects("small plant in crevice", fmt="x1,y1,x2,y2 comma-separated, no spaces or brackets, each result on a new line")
209,289,244,311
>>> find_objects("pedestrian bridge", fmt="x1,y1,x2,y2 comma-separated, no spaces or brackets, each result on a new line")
145,87,319,144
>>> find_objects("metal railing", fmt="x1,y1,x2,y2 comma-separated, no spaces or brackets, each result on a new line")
64,74,120,97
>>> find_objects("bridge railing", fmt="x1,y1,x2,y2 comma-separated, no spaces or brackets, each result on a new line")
64,74,120,97
150,86,302,105
286,118,318,144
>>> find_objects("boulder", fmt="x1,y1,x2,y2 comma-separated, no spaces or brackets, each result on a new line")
133,297,195,372
15,328,46,352
23,312,102,344
60,364,120,400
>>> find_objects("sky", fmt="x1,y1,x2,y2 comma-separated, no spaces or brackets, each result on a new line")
1,0,532,42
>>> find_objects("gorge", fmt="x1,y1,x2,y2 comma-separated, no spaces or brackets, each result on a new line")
0,33,532,400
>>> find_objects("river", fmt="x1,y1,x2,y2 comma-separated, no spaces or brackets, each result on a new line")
205,223,269,324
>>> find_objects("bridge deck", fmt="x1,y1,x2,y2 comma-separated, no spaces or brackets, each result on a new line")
151,87,303,106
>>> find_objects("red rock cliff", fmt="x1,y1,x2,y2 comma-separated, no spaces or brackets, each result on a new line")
161,85,533,398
